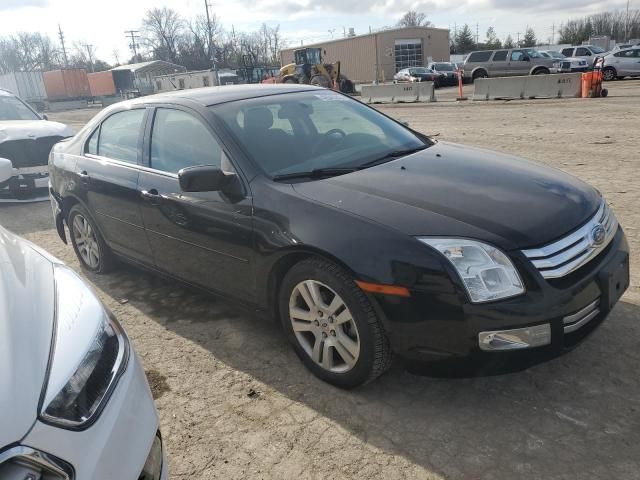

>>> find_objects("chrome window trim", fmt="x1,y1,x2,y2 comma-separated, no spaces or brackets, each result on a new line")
0,445,74,479
522,200,618,279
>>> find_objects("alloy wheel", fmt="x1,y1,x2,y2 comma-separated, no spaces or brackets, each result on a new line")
289,280,360,373
602,69,616,81
72,214,100,269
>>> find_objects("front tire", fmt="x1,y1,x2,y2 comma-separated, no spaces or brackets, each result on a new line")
279,258,392,388
68,204,114,273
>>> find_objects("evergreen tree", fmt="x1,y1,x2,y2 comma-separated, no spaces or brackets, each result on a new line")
504,35,515,48
485,27,502,49
521,27,537,47
455,24,476,53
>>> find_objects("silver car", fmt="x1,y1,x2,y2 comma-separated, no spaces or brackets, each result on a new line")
560,45,608,64
602,46,640,81
463,48,556,81
0,177,167,479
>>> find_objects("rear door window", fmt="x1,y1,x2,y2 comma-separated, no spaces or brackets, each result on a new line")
98,109,145,163
576,48,591,56
493,51,508,61
468,51,492,62
150,108,222,174
561,48,574,57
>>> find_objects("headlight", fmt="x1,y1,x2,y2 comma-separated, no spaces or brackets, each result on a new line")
419,238,525,303
40,266,129,429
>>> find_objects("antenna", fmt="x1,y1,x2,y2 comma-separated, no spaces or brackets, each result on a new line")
58,24,68,67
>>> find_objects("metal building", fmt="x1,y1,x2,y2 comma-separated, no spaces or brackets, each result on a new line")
110,60,186,96
280,26,451,83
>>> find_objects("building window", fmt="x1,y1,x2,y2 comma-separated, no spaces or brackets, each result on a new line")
394,39,423,72
203,76,210,87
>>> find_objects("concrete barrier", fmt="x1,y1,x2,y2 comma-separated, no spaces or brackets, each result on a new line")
473,73,582,101
361,82,435,104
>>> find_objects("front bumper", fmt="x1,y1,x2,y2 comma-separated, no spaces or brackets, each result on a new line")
372,228,630,365
0,165,49,202
18,352,166,479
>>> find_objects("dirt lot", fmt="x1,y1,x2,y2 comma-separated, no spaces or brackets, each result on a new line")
2,81,639,479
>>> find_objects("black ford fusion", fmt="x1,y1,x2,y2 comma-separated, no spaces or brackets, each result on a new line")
49,84,629,388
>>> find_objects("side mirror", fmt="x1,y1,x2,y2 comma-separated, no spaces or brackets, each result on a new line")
178,165,243,196
0,157,14,183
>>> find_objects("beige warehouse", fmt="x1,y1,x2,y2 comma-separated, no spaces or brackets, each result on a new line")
280,26,451,83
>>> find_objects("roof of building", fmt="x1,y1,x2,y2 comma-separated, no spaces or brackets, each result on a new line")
280,25,450,52
126,84,320,107
111,60,186,75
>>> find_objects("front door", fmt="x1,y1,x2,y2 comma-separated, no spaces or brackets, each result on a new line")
76,108,153,264
138,106,254,299
507,50,530,75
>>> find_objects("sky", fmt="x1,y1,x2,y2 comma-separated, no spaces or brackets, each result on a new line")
0,0,631,63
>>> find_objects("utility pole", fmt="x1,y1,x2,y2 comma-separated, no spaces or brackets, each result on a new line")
342,26,346,38
625,0,630,41
124,30,140,61
551,23,555,45
83,43,95,73
58,24,68,67
204,0,219,85
516,31,521,46
476,23,479,48
328,28,335,39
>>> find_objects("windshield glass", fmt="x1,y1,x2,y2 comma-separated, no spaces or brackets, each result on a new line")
547,51,565,59
591,46,606,54
211,90,428,179
434,63,455,71
0,95,40,121
525,49,545,58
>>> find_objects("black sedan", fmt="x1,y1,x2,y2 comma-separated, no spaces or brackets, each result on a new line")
49,85,629,388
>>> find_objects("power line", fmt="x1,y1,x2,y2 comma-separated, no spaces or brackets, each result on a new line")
58,24,68,67
124,30,141,60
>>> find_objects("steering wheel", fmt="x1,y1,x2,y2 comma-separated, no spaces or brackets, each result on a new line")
313,128,347,156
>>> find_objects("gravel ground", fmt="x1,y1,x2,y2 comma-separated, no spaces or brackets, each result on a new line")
2,80,639,480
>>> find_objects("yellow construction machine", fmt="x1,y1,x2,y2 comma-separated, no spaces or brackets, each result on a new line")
276,47,354,93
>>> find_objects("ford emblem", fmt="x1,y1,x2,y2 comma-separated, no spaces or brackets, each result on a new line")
590,224,606,246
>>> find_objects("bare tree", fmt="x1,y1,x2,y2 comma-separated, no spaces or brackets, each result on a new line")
397,11,432,28
142,7,184,63
0,32,62,73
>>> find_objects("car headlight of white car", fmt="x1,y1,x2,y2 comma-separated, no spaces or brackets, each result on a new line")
419,238,525,303
40,266,129,429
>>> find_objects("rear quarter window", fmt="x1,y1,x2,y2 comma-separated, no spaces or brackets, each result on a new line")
467,51,492,62
492,51,508,61
561,48,574,57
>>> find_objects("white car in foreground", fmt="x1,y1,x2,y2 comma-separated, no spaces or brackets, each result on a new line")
0,88,73,202
0,186,166,478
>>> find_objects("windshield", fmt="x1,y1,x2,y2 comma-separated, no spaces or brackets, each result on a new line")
433,63,455,71
546,51,565,59
0,95,40,121
211,90,429,179
525,49,545,59
591,46,606,54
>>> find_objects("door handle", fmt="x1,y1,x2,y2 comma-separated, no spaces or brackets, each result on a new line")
77,170,90,186
141,189,161,205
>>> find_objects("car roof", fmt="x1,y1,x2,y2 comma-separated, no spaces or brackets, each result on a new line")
128,84,322,107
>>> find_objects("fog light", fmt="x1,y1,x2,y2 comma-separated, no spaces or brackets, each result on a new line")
478,324,551,351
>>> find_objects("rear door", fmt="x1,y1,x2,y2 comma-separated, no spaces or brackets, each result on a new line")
614,49,640,75
489,50,509,76
76,107,154,264
137,105,254,299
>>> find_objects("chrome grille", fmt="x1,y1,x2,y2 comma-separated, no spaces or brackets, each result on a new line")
563,299,600,333
521,201,617,279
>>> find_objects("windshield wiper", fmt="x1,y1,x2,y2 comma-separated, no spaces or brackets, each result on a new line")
272,167,358,182
358,145,428,169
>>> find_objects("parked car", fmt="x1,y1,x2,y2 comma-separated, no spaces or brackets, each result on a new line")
426,62,459,85
560,45,608,64
0,89,73,202
463,48,556,81
49,84,629,388
553,57,590,73
0,204,167,478
393,67,442,87
610,43,639,52
602,46,640,80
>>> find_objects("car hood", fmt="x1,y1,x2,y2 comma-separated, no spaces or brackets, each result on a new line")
292,142,600,250
0,226,57,446
0,120,74,143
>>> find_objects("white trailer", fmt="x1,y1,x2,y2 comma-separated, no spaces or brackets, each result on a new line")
0,71,47,108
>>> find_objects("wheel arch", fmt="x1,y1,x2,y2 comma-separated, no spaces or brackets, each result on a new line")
471,67,488,80
265,246,360,322
530,66,550,75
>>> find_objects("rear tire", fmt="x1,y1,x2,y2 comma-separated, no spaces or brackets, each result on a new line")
533,68,549,75
472,70,488,82
68,204,115,273
283,77,297,84
279,258,393,388
602,67,617,81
